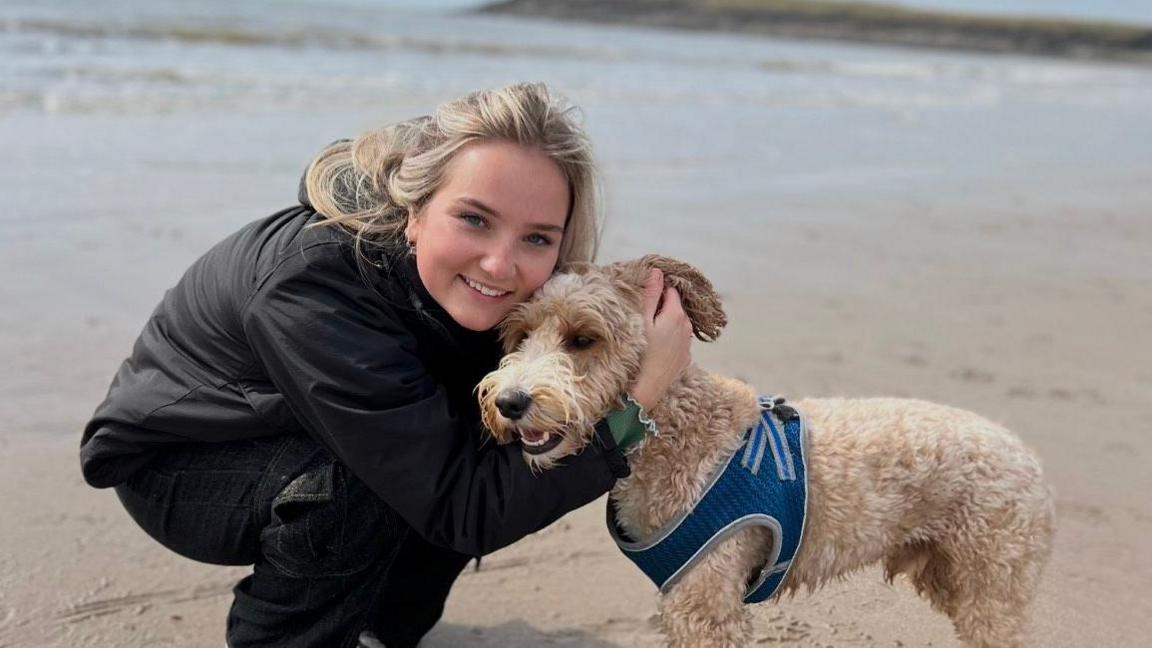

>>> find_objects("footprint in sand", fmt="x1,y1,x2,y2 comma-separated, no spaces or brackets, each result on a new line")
1006,386,1038,399
949,367,995,384
56,581,233,625
901,353,928,367
1057,501,1108,523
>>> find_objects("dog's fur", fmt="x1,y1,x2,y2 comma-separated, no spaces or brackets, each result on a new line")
478,256,1054,648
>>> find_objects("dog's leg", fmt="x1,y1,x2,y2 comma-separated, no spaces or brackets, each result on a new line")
886,540,1028,648
658,573,749,648
656,530,767,648
946,554,1028,647
886,541,965,622
950,536,1051,648
914,505,1051,648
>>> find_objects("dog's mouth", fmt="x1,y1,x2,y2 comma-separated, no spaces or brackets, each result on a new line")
517,429,565,455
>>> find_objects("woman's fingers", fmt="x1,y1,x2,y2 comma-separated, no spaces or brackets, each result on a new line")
642,269,664,324
629,285,693,411
660,286,693,362
656,285,684,319
655,286,691,340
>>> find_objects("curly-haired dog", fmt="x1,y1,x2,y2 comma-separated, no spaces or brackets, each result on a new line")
478,256,1054,648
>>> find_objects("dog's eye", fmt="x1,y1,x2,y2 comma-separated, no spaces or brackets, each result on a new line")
568,335,596,350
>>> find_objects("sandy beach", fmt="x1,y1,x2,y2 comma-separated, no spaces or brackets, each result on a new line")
7,169,1149,647
3,1,1152,646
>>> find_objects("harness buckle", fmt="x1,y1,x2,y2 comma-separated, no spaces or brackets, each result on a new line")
759,395,799,422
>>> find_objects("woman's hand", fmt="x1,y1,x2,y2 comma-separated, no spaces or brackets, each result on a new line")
629,269,693,412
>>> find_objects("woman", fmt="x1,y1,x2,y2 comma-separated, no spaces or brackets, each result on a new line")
80,83,692,647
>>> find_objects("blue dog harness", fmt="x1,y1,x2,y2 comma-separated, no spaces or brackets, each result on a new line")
608,395,809,604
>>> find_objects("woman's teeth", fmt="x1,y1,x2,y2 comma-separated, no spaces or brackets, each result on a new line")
464,276,511,297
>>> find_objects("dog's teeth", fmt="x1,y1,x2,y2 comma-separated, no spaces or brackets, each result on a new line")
521,433,551,446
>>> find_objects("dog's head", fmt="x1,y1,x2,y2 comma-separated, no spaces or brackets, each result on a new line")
477,255,726,471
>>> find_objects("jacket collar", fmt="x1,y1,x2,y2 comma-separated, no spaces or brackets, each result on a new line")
389,249,502,358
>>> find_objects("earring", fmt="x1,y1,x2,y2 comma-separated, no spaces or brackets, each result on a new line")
405,209,419,255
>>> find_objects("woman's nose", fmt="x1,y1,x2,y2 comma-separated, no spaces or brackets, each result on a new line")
479,241,516,281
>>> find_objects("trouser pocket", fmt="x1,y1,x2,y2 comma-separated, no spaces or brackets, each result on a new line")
261,460,396,579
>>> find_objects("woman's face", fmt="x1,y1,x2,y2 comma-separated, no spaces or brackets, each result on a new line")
405,139,570,331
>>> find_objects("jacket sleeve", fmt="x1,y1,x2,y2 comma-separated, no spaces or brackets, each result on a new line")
242,243,625,556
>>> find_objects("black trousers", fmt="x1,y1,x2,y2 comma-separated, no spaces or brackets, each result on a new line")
114,433,472,647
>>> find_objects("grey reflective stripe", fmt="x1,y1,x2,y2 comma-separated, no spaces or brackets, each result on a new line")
746,559,792,595
764,414,796,481
742,420,771,476
749,423,768,475
610,439,739,552
744,408,811,601
770,409,812,598
740,424,761,471
767,420,789,480
660,515,783,595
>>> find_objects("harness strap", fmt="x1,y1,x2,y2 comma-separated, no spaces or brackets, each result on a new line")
608,396,809,604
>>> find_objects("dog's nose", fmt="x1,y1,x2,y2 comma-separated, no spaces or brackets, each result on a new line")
495,390,532,420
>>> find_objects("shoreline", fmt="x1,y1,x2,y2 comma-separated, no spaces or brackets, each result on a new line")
475,0,1152,64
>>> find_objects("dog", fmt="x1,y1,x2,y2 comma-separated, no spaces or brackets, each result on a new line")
478,255,1054,648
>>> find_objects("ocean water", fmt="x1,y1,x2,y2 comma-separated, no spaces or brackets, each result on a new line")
3,0,1150,201
4,0,1151,127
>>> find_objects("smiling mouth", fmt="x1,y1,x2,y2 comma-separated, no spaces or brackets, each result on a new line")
461,275,512,298
518,430,564,455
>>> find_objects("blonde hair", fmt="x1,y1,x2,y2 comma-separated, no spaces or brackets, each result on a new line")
305,82,601,266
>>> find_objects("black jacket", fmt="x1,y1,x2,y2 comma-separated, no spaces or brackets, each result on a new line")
81,192,627,557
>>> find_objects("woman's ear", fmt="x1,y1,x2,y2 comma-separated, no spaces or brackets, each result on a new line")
404,208,423,247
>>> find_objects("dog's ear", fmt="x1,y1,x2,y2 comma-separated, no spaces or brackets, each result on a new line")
607,255,726,342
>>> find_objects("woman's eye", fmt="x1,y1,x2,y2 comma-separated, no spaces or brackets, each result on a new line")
460,212,486,227
525,233,554,247
568,335,595,350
